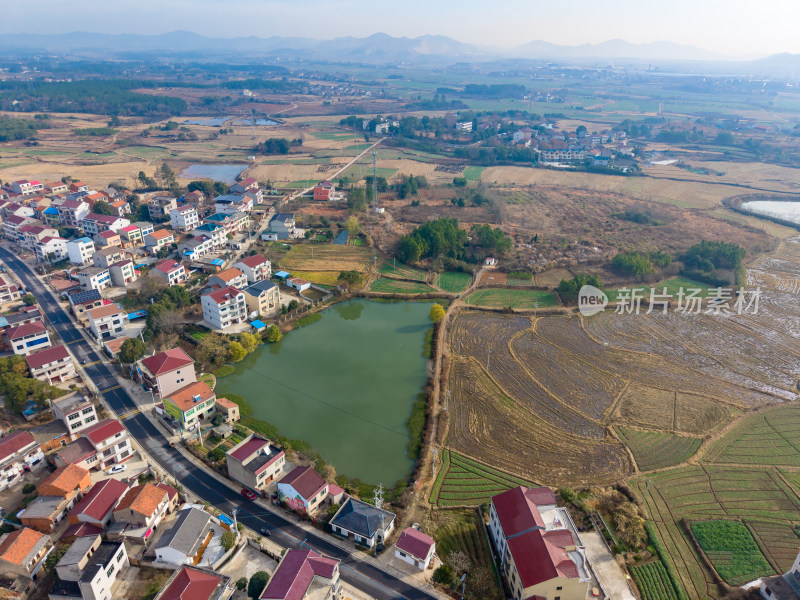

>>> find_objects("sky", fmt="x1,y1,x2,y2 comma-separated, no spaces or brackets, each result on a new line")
5,0,800,58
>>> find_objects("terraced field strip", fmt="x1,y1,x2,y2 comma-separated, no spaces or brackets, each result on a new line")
289,270,341,286
370,278,436,294
704,406,800,466
281,244,373,273
616,427,701,471
437,271,472,293
379,261,428,281
630,561,682,600
690,520,775,585
464,288,558,309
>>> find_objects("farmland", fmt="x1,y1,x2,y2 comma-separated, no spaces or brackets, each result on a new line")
630,561,682,600
280,244,374,274
379,261,428,281
704,406,800,466
463,288,558,309
369,277,436,294
689,520,774,585
436,271,472,293
429,449,535,507
615,428,701,472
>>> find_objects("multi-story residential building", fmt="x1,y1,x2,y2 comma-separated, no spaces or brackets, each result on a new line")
42,205,61,226
83,418,133,470
150,259,187,286
213,194,252,215
277,466,329,514
67,238,96,266
170,205,199,231
258,549,340,600
192,223,226,248
86,304,126,340
3,215,38,243
143,229,174,256
109,260,136,287
6,322,51,356
22,464,92,532
204,211,251,235
243,280,279,316
67,479,128,530
313,180,335,201
179,235,216,261
11,180,44,195
162,381,216,432
75,267,111,292
80,214,130,236
67,290,103,323
119,225,143,247
148,195,178,221
5,306,42,328
0,432,45,492
53,535,129,600
0,528,53,579
68,182,89,193
19,225,59,249
46,182,69,195
226,434,285,494
268,213,296,240
1,202,35,219
153,566,232,600
137,348,196,399
52,395,98,435
214,397,240,424
109,199,131,217
154,507,214,566
234,255,271,283
91,247,125,269
209,268,247,290
94,230,122,249
229,177,259,195
329,497,395,549
25,344,76,385
201,286,247,330
112,483,170,535
35,236,68,262
58,200,90,229
489,486,591,600
0,274,22,304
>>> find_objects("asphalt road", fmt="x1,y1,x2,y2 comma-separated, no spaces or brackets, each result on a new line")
1,247,435,600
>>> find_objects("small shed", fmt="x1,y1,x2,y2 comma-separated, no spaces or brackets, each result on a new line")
274,271,291,281
250,320,266,332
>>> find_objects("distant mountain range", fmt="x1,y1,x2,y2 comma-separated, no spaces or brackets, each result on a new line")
0,30,798,74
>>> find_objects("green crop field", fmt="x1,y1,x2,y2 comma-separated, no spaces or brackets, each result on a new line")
286,180,320,188
630,561,682,600
704,406,800,466
465,288,558,309
430,450,535,507
616,428,701,471
370,277,435,294
437,271,471,293
463,166,485,181
379,261,428,281
690,520,774,585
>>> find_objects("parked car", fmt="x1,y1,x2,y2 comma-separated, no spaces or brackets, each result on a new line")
260,527,271,537
241,488,257,501
106,464,126,475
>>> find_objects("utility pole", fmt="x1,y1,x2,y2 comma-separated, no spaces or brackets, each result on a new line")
372,151,378,213
232,507,239,540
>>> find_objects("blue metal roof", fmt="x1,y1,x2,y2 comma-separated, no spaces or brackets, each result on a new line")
43,207,59,215
218,514,234,527
0,317,8,328
210,258,224,266
275,271,291,279
250,320,266,330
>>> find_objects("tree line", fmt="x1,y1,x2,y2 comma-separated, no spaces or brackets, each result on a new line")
397,217,511,264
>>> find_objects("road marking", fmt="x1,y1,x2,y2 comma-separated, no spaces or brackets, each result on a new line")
66,339,83,345
100,385,120,393
83,360,101,367
119,408,141,420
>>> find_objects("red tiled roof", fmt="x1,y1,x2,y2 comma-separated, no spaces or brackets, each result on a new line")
492,486,545,537
260,549,338,600
279,466,326,502
0,431,36,462
229,436,269,462
315,180,333,189
82,418,125,446
159,566,223,600
99,230,119,239
238,177,257,187
164,381,214,412
0,528,46,566
157,482,178,501
140,348,194,376
115,484,167,517
148,229,173,241
38,464,89,496
525,487,556,506
154,259,182,274
213,268,243,283
395,527,435,561
70,478,129,521
25,344,70,370
6,321,47,340
87,304,124,320
507,529,578,586
60,199,86,209
63,522,104,539
205,286,242,305
4,215,29,226
83,213,121,224
236,255,268,269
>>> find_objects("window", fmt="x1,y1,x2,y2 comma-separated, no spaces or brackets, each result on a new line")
85,416,96,424
69,412,81,420
557,587,562,591
71,422,82,430
82,407,94,415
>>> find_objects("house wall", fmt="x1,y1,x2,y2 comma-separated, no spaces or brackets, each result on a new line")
148,367,196,399
394,547,433,570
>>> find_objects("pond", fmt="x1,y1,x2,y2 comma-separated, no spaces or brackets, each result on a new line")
215,300,433,484
741,200,800,225
180,164,247,185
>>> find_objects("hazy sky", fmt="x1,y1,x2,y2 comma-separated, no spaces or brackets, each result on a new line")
5,0,800,57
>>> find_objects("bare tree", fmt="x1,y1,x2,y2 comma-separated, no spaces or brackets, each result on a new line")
446,551,471,574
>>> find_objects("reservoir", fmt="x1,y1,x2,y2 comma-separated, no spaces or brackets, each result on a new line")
180,164,247,184
215,299,432,484
740,200,800,225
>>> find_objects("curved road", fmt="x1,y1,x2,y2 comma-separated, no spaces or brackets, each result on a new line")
1,248,434,600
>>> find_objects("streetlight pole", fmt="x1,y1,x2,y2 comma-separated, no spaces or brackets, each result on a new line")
232,508,239,540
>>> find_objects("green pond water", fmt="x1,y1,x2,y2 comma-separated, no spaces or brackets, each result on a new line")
215,299,433,484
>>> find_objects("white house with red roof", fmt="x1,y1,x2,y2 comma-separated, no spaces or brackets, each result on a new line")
80,213,130,236
208,267,247,290
259,549,340,600
82,418,133,470
153,565,232,600
170,205,200,232
144,229,175,255
226,434,286,494
58,199,90,229
201,286,247,330
394,527,436,570
233,255,272,283
150,259,187,286
489,486,592,600
0,431,45,491
277,466,329,513
25,344,76,385
6,321,51,355
2,215,38,242
0,273,22,304
68,478,129,529
137,347,196,399
35,235,68,262
11,180,44,196
19,224,58,249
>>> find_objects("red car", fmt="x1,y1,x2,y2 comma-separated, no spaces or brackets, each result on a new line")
241,488,257,501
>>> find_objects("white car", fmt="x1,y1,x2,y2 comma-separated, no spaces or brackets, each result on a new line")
106,464,127,475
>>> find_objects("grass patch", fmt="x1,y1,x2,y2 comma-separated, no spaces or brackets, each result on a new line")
286,180,320,189
296,313,322,327
379,261,427,281
463,166,485,181
616,427,701,471
407,393,427,459
214,365,235,378
437,271,471,293
464,288,557,309
690,520,774,585
370,277,436,294
290,270,341,286
75,127,119,136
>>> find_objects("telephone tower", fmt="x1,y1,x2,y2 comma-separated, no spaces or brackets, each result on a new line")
372,151,378,212
373,483,384,510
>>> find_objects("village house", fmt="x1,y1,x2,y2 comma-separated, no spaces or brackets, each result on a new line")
46,182,69,195
68,182,89,194
243,280,280,317
67,290,103,323
153,566,232,600
79,214,130,236
68,478,129,530
148,195,177,221
94,230,121,252
154,507,214,566
91,247,125,269
21,464,92,533
143,229,174,255
4,307,42,328
229,177,259,194
6,322,51,356
0,432,45,492
313,180,335,201
19,225,59,249
1,202,35,220
761,547,800,599
205,211,251,235
109,260,137,287
119,225,143,247
83,418,133,470
0,274,22,304
226,434,286,494
150,259,187,286
137,347,196,399
213,194,252,215
75,267,111,292
201,286,247,330
109,199,130,218
268,213,296,240
0,528,53,580
11,180,44,196
213,397,240,424
169,204,199,232
58,200,90,229
3,216,39,243
35,236,68,263
287,277,311,292
52,535,129,600
329,497,395,549
112,484,170,542
208,268,247,290
25,344,76,385
277,466,328,513
179,235,216,261
52,438,98,472
86,304,126,340
66,238,96,267
258,549,340,600
489,486,591,600
394,527,436,571
234,255,271,283
30,420,72,454
162,381,216,433
53,396,97,436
